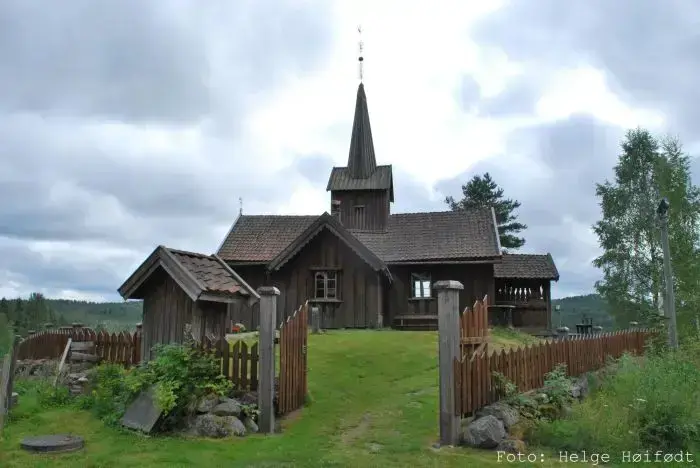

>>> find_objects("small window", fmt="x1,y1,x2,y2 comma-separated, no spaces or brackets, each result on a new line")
411,273,431,298
315,271,338,299
353,205,365,228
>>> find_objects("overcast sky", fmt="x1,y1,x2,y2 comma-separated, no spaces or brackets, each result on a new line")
2,0,698,302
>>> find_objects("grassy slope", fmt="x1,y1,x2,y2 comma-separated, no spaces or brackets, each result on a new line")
1,329,570,468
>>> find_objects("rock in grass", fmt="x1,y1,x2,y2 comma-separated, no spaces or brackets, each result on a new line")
462,415,506,449
211,398,242,417
194,414,246,438
243,417,259,434
496,438,526,454
196,394,220,413
474,402,519,429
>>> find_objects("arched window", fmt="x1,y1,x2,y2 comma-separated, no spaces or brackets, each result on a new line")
314,271,338,299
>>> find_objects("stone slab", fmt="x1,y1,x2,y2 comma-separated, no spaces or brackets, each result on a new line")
121,386,162,433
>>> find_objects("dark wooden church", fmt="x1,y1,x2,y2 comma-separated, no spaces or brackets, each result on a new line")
216,82,560,332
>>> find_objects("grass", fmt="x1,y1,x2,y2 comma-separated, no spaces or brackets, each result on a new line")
2,328,575,468
530,336,700,468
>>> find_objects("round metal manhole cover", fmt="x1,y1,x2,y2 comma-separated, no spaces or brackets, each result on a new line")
20,434,85,454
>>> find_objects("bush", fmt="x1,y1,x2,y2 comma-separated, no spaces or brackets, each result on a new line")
76,363,135,427
531,344,700,455
81,343,232,431
35,380,72,408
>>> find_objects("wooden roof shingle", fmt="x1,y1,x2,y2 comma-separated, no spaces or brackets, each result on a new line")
494,253,559,280
217,208,501,264
118,246,259,303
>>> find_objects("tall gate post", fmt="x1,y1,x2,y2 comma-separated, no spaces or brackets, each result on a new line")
435,280,462,446
257,286,280,434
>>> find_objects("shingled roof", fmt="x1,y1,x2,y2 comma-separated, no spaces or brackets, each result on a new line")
118,246,259,303
218,215,318,263
494,253,559,280
353,208,501,262
217,208,501,265
326,165,394,201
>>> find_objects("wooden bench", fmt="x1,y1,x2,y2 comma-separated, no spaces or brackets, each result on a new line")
393,314,438,331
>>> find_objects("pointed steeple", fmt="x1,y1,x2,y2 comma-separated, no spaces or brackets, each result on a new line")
347,83,377,179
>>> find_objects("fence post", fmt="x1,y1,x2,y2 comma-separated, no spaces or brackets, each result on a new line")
257,286,279,434
434,280,463,446
311,307,320,334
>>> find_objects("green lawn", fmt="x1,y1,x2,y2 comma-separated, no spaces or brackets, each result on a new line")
1,329,572,468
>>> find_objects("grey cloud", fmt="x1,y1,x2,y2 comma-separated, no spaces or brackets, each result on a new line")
476,76,543,118
472,0,700,138
0,1,333,299
435,114,623,297
0,238,129,295
0,0,332,124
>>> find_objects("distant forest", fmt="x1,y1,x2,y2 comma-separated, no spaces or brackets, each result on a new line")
551,294,614,330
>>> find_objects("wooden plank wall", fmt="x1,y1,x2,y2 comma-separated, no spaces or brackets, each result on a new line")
387,264,495,323
230,231,383,330
141,273,193,362
330,189,390,231
277,302,308,415
454,329,653,416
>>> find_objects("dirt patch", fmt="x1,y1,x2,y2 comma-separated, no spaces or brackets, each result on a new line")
340,413,372,445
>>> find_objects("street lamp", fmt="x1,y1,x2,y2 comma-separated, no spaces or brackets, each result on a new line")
657,197,678,349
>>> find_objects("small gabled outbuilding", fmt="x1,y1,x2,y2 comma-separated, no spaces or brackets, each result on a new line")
118,246,259,362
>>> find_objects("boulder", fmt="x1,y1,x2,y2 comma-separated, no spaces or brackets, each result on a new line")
496,438,526,454
193,414,246,438
211,398,242,417
196,394,220,413
461,415,506,449
243,417,259,434
570,375,589,400
474,402,519,429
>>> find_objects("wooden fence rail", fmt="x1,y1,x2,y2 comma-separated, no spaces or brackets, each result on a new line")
16,328,142,367
454,329,652,416
277,301,308,415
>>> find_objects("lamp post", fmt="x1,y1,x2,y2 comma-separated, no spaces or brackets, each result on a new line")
657,197,678,349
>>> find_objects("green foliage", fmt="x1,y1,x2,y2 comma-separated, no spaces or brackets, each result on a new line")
35,380,72,408
593,129,700,337
531,344,700,456
542,364,574,409
0,310,13,357
77,364,137,427
446,172,527,250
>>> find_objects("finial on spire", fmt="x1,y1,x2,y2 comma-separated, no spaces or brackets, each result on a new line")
239,197,243,216
357,25,364,81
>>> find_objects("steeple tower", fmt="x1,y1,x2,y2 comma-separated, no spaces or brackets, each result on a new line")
325,27,394,231
347,83,377,179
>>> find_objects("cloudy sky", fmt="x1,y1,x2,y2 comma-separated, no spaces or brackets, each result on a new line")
1,0,698,302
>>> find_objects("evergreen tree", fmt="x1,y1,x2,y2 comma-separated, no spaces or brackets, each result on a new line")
446,172,527,250
593,129,700,336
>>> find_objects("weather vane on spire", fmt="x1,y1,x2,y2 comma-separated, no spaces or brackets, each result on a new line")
357,25,364,81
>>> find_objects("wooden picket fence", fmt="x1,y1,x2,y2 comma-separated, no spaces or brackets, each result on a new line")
454,329,652,416
460,296,490,359
277,301,308,415
16,327,142,367
199,337,260,392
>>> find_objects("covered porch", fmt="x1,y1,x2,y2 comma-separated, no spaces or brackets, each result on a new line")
490,253,559,335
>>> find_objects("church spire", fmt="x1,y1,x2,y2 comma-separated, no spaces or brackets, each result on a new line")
347,26,376,179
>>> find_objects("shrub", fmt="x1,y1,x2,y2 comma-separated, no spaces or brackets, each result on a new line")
531,345,700,455
35,380,72,408
541,364,574,409
76,363,135,427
